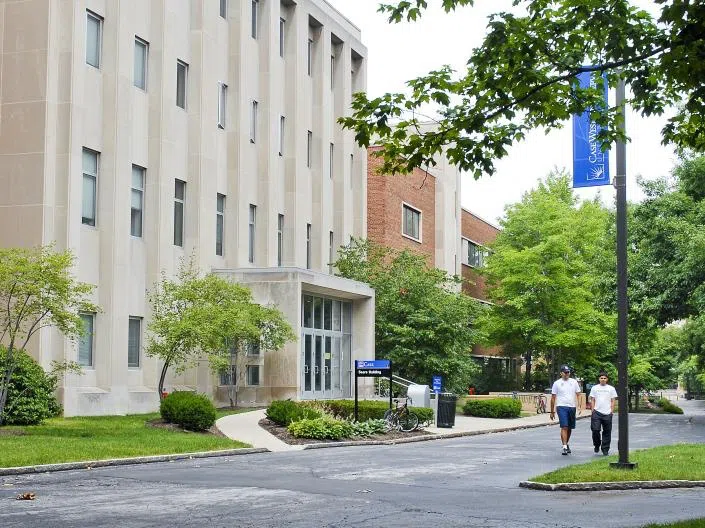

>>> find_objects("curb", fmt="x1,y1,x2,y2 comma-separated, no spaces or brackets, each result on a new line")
302,416,583,450
519,480,705,492
0,448,269,477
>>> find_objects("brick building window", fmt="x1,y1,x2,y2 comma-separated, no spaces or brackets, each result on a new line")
402,203,421,242
462,238,487,268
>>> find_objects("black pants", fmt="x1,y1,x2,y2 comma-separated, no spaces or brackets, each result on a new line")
591,411,613,453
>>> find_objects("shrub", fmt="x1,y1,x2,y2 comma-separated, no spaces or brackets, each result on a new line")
317,399,434,424
349,419,387,437
462,397,522,418
288,416,354,440
159,391,216,431
266,400,322,426
657,398,684,415
0,347,61,425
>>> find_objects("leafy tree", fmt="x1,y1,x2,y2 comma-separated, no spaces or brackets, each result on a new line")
341,1,705,178
0,246,97,425
479,173,615,388
334,239,482,392
146,262,295,401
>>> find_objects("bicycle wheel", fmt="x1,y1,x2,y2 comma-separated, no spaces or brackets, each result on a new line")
398,411,419,432
384,414,399,432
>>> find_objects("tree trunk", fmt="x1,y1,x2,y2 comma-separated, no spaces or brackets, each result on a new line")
158,359,171,401
523,351,532,391
0,345,17,426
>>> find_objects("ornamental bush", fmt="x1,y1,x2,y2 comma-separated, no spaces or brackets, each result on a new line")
287,416,354,440
265,399,322,426
159,391,216,431
0,346,62,425
318,399,434,424
657,398,684,415
462,397,522,418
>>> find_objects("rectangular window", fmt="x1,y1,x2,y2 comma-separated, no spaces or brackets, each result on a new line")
329,143,334,179
463,239,487,268
279,116,285,156
82,148,98,226
247,365,260,386
134,37,148,90
249,204,256,263
329,231,334,274
128,317,142,368
307,130,312,168
216,193,225,256
277,214,284,266
220,0,227,18
251,0,258,39
250,100,258,143
402,204,421,241
307,38,313,75
350,153,354,188
86,11,102,68
220,365,236,386
176,60,188,109
330,54,335,90
279,18,285,57
131,165,145,237
78,313,95,367
246,342,260,356
306,223,312,269
218,83,227,129
174,179,185,246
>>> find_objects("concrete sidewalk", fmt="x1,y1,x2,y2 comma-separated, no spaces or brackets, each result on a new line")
216,408,568,451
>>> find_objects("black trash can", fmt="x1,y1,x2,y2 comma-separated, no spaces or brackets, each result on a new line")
436,392,457,428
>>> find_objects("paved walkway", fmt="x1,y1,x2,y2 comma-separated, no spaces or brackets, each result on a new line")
216,407,562,451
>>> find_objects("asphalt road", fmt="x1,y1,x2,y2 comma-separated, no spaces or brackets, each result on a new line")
2,399,704,528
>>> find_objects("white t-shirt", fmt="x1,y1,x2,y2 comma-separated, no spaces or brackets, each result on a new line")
589,383,618,414
551,377,581,407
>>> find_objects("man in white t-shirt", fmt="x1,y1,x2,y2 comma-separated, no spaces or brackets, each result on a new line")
589,371,618,456
550,365,582,456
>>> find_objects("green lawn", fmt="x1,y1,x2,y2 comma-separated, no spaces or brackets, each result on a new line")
0,413,249,468
532,444,705,484
642,520,705,528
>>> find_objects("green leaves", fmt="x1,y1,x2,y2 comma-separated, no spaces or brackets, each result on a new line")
341,1,702,178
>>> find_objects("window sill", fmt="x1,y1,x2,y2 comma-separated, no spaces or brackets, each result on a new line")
401,233,422,244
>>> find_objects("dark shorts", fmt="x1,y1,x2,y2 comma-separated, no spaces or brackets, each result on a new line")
557,406,576,429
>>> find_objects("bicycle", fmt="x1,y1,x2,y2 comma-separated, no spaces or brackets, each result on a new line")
383,397,419,432
535,394,547,414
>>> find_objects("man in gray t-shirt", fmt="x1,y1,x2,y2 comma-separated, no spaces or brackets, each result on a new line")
588,371,618,455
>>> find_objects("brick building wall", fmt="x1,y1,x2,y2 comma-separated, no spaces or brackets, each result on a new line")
366,147,436,264
461,208,499,300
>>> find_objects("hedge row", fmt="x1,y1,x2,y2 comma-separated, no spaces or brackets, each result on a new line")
657,398,684,414
317,399,434,424
462,397,522,418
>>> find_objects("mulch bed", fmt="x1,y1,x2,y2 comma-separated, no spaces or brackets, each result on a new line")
258,418,431,445
147,418,226,437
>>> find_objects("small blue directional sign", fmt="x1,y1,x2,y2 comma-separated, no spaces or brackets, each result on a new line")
432,376,442,394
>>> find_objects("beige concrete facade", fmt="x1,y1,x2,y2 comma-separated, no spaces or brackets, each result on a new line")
0,0,370,415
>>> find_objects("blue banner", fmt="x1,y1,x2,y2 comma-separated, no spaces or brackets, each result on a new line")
572,71,610,188
355,360,391,369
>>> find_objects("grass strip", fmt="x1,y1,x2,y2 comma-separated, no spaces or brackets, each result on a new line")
0,413,249,468
641,520,705,528
533,443,705,484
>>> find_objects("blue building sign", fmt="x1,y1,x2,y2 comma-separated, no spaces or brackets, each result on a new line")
356,360,391,369
432,376,442,394
573,71,610,188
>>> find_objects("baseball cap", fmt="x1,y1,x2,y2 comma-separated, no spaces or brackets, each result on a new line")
560,365,571,373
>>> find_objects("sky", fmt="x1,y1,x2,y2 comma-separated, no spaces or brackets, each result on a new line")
326,0,678,224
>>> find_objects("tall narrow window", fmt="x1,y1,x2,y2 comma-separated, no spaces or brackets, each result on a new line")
216,194,225,256
251,0,258,39
279,116,285,156
247,365,260,386
134,37,148,89
307,130,312,167
82,148,98,226
330,54,335,89
277,214,284,266
329,231,334,274
174,179,185,246
248,204,256,263
279,18,285,57
131,165,145,237
128,317,142,368
86,11,102,68
402,204,421,241
250,100,258,143
329,143,334,179
350,153,354,188
306,223,312,269
307,38,313,75
218,83,227,129
220,0,227,18
176,60,188,109
78,313,95,367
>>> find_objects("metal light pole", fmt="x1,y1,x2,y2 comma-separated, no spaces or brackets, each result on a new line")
611,78,637,469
